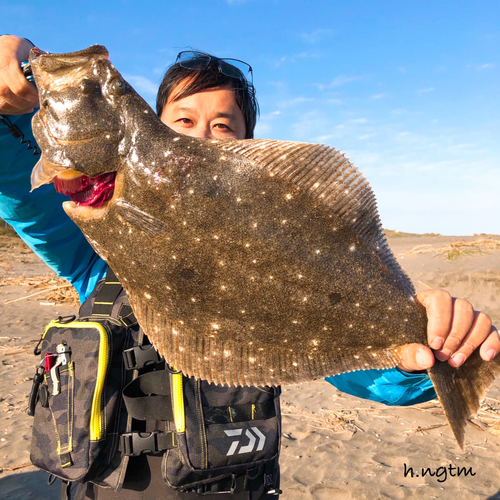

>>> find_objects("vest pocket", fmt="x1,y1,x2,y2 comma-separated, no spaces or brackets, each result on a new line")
45,363,75,464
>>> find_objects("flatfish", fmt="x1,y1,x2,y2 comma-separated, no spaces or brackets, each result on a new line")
29,46,500,449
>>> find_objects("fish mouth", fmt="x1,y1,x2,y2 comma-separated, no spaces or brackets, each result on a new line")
54,170,116,209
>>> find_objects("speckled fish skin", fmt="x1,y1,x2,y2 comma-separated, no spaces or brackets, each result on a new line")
30,46,500,449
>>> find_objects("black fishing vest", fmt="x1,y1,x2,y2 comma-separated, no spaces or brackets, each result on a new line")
29,269,282,496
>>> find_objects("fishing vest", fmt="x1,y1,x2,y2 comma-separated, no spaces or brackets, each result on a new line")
28,269,281,496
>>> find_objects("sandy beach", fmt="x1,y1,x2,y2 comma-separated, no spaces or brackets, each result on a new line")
1,232,499,499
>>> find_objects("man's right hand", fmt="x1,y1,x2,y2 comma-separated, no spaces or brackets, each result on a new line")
0,35,39,115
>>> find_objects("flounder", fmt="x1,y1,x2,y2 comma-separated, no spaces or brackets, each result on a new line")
29,45,500,449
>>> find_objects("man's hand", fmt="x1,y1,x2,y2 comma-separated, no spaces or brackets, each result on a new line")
0,35,39,114
397,289,499,372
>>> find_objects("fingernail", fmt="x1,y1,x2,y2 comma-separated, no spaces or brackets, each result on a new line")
450,353,465,367
486,349,496,361
430,338,444,350
435,349,451,362
416,349,427,368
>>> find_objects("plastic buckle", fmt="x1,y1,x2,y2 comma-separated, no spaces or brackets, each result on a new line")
123,345,163,370
121,431,159,456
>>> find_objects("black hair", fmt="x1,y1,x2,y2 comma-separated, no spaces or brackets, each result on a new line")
156,55,258,139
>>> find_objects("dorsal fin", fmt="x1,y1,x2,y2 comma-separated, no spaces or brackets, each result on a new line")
213,138,414,294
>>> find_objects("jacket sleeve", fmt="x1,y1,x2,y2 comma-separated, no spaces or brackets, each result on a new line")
0,112,107,301
325,368,436,406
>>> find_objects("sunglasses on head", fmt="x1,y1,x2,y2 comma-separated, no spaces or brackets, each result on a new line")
175,51,253,84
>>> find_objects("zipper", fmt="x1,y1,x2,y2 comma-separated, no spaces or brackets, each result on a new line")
171,369,185,433
46,320,110,441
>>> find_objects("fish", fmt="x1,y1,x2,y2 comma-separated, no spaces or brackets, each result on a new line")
29,45,500,449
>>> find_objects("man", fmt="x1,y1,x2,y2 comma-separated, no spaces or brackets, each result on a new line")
0,35,498,498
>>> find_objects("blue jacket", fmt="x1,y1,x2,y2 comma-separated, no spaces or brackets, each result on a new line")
0,112,436,406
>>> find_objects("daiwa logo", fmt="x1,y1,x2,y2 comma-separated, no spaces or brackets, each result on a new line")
224,427,266,456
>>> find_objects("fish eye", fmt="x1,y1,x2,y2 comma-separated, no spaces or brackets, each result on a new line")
78,79,96,95
111,79,126,95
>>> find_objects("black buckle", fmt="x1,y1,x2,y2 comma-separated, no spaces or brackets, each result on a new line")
120,431,175,456
123,345,163,370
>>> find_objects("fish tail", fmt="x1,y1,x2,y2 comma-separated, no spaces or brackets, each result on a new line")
428,351,500,450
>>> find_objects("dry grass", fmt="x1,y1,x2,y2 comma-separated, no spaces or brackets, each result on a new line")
399,237,500,260
281,400,363,433
384,229,442,238
281,397,500,439
0,275,80,306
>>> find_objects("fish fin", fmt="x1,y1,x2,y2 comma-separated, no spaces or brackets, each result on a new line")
215,139,413,294
126,292,400,386
428,352,500,450
114,199,169,237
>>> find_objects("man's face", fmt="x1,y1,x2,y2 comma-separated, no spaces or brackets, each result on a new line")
160,81,246,140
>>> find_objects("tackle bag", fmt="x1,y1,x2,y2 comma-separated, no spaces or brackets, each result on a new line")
28,270,137,488
28,269,282,495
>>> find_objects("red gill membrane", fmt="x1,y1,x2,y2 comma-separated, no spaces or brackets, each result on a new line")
54,172,116,208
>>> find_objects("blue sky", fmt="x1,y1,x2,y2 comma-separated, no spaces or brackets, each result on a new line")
3,0,499,235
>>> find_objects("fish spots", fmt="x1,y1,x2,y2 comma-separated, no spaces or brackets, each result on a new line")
173,137,180,142
286,194,292,200
179,268,196,280
144,292,151,300
212,324,219,330
349,244,356,252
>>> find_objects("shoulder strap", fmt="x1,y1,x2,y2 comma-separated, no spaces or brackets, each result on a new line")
91,267,123,317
